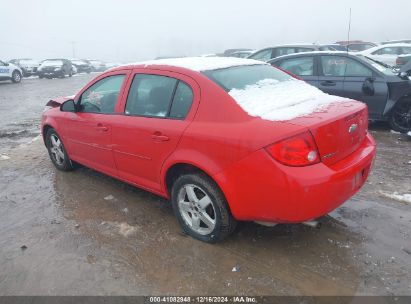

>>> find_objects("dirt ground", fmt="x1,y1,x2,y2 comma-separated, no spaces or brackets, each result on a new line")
0,75,410,296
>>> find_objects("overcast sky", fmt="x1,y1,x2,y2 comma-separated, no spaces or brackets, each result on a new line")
2,0,410,62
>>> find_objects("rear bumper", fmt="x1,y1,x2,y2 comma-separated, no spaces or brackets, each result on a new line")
213,133,376,223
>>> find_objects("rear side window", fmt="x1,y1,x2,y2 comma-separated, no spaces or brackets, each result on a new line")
125,74,193,119
278,57,315,76
169,82,193,119
79,75,125,114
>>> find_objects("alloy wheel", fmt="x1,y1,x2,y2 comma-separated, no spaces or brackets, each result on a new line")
49,134,65,166
177,184,216,235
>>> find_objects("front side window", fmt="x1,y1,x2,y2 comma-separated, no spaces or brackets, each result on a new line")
278,57,315,76
125,74,193,119
321,56,372,77
79,75,125,114
248,49,273,61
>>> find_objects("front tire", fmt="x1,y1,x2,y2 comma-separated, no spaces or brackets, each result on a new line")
45,129,74,171
171,173,237,243
389,99,411,133
11,70,22,83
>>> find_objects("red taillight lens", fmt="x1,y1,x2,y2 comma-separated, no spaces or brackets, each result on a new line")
265,132,320,166
396,58,404,65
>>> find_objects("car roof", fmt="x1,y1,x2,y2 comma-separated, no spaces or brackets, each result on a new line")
268,51,350,62
111,57,267,73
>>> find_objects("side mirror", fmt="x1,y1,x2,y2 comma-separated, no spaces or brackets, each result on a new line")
60,99,76,112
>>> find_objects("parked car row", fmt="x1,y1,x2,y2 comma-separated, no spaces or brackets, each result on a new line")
1,58,111,82
237,40,411,68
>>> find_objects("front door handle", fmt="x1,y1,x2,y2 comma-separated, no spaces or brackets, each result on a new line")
151,132,169,142
96,123,109,132
321,80,336,86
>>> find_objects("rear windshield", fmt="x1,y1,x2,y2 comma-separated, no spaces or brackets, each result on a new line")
203,64,292,91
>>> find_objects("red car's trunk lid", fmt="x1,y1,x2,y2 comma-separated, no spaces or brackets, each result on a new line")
289,101,368,166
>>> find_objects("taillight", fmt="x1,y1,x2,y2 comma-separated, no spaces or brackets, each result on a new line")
265,132,320,166
396,58,404,65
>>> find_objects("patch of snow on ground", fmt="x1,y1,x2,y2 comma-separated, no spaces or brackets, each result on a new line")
229,79,349,121
130,57,266,71
379,191,411,204
0,154,10,160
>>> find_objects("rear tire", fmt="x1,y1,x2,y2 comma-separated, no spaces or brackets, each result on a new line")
171,173,237,243
45,129,74,171
389,99,411,133
11,70,22,83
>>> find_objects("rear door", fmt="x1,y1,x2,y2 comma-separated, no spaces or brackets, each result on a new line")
111,69,199,193
318,55,346,96
65,70,130,176
275,55,319,86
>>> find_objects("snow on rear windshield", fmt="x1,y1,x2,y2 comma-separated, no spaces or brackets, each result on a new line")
203,64,292,91
228,78,349,121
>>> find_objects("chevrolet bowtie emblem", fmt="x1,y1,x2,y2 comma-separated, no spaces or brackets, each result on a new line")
349,124,358,133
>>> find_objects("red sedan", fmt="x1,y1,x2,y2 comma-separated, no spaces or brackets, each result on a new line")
41,57,376,243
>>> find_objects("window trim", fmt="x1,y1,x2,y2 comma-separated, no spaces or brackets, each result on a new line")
123,73,194,121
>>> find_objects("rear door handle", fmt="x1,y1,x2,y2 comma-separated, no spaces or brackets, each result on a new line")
151,132,169,142
320,80,336,86
96,123,109,132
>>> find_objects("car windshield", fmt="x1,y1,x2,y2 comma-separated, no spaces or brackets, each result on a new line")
42,60,63,66
355,55,395,75
20,59,38,65
72,60,86,65
203,64,292,91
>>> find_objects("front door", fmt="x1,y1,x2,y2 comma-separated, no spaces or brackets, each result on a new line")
65,72,128,176
339,57,388,119
111,70,198,193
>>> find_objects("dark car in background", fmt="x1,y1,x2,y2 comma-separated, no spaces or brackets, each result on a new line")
269,51,411,133
9,58,40,77
247,44,338,62
70,59,92,73
37,59,72,79
335,40,377,52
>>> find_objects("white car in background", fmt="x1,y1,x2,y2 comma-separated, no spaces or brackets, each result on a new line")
0,60,22,83
358,43,411,67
